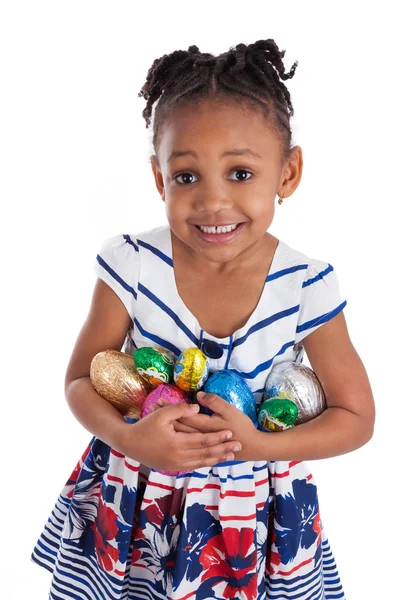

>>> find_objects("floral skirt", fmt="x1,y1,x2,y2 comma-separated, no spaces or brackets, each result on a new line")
31,435,346,599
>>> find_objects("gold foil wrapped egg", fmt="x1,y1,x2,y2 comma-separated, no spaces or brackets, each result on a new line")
90,349,152,418
174,347,209,391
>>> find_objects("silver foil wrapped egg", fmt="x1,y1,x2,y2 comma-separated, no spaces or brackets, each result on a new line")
264,361,327,424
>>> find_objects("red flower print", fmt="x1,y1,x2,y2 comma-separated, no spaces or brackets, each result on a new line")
266,509,280,575
200,527,257,600
131,545,142,566
65,444,91,498
91,499,120,572
312,506,322,545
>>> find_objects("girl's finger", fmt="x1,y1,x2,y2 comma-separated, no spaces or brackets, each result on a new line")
173,422,200,433
177,413,227,433
177,437,241,470
176,430,236,450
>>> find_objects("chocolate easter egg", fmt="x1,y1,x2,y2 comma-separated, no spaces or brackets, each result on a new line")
203,370,258,426
141,384,191,476
174,347,209,391
90,349,152,418
264,361,327,424
134,347,175,386
258,397,298,432
141,384,189,418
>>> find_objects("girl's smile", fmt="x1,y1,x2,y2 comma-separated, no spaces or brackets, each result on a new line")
191,221,246,244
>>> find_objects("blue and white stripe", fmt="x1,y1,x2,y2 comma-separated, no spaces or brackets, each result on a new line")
93,225,346,406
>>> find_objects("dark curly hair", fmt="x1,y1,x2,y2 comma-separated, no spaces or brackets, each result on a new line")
138,39,298,163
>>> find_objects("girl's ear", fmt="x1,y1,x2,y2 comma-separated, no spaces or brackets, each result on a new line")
150,155,165,201
279,145,303,199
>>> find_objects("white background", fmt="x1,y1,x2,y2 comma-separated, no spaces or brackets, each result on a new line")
1,1,398,598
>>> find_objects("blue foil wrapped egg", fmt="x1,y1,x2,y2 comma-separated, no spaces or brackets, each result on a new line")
202,370,258,426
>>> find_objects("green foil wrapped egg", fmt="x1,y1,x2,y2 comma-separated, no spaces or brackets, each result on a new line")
133,347,175,386
258,397,299,432
174,347,209,391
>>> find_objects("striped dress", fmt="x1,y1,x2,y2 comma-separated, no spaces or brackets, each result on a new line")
31,224,347,600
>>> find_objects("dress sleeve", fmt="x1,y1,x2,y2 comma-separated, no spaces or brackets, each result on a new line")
92,234,139,322
293,258,347,345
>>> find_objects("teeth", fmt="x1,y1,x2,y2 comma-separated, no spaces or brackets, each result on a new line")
199,224,239,234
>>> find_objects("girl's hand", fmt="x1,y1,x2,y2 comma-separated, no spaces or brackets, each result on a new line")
148,399,200,433
121,402,242,471
174,391,262,461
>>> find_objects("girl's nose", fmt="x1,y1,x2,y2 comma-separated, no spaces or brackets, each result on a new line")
193,190,233,213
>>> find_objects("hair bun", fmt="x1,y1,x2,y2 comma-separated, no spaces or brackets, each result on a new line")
245,39,298,81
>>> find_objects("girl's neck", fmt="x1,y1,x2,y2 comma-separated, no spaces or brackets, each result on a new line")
170,229,278,277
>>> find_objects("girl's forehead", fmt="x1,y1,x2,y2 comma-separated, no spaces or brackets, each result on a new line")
166,98,263,125
159,102,278,151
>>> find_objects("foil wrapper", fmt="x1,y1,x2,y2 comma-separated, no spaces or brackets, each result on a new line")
258,397,298,432
141,383,191,476
174,347,209,391
203,370,258,426
134,347,175,386
264,361,327,424
141,384,189,418
90,349,152,418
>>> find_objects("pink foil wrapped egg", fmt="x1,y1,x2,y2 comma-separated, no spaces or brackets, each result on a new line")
141,383,189,417
141,383,191,476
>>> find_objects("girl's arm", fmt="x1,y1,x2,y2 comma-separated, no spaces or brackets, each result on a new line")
252,311,375,461
64,278,242,468
64,278,136,454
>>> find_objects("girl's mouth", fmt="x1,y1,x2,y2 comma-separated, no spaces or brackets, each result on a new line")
191,222,245,243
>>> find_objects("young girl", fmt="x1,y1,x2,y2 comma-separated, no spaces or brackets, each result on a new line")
31,39,375,600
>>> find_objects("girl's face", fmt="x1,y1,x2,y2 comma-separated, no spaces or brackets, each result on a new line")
151,99,302,267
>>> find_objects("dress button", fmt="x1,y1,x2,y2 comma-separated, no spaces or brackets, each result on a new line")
201,339,224,359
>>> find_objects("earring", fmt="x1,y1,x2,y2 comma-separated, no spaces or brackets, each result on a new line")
278,194,285,205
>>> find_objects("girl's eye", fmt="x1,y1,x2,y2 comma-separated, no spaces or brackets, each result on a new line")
173,169,253,185
230,169,253,181
174,172,198,185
